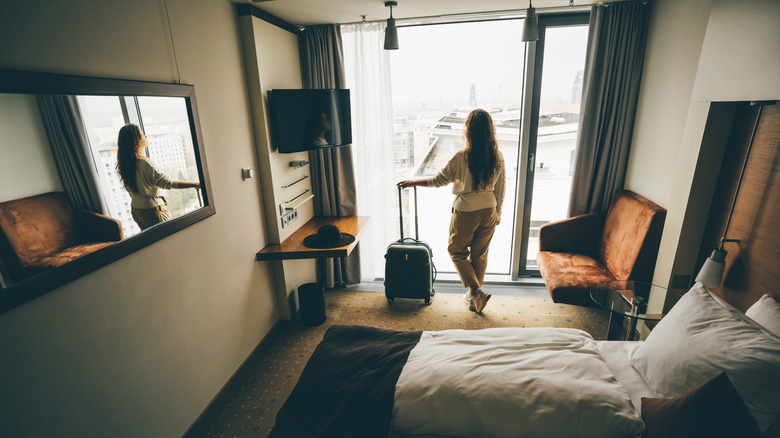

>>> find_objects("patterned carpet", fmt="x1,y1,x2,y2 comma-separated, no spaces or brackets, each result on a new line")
184,289,610,438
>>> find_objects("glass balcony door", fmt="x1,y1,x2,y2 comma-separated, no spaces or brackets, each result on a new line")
515,14,590,277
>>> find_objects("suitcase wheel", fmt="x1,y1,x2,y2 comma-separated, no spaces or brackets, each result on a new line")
387,298,394,304
424,298,431,305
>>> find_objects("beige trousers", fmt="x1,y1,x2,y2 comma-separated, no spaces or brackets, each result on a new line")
131,205,172,230
448,207,497,288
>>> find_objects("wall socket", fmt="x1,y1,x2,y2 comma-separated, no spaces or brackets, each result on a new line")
281,209,298,228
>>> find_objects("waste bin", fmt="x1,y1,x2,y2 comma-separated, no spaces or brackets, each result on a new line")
298,282,326,326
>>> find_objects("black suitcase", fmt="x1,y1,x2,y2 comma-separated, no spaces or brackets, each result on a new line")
384,187,436,304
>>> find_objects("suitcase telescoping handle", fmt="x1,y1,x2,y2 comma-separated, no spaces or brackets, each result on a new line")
397,186,419,240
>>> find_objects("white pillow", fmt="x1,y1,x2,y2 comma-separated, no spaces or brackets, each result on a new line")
746,294,780,337
628,283,780,432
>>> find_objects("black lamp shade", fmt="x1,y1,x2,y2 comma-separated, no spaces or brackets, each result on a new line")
522,7,539,42
384,17,399,50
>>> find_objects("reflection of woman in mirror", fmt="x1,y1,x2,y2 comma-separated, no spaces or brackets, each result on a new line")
305,110,331,146
116,123,200,230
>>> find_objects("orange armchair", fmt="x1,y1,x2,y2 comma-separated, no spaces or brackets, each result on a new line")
0,192,123,283
537,190,666,306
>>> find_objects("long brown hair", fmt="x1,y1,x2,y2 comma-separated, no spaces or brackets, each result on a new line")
464,109,501,191
116,123,143,193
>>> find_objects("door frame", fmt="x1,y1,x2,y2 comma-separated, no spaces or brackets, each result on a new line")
511,12,590,279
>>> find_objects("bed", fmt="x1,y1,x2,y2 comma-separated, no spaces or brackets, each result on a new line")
269,283,780,438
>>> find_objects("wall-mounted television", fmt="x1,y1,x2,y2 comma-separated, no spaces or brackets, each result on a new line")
268,89,352,154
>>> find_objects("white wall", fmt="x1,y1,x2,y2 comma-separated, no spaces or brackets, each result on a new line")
625,0,714,310
0,1,281,436
0,94,62,202
626,0,780,311
239,15,317,320
241,16,315,244
625,0,713,208
693,0,780,102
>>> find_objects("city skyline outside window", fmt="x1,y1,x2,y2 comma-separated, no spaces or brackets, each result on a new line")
387,18,588,278
389,19,525,277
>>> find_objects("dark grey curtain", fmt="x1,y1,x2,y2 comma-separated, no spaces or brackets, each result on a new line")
37,95,108,214
568,2,651,216
299,25,361,286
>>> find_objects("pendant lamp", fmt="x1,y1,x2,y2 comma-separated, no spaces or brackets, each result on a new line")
384,1,399,50
522,0,539,42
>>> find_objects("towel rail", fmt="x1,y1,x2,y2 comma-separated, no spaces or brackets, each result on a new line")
279,189,314,215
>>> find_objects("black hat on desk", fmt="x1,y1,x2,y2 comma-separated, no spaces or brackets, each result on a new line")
303,224,355,249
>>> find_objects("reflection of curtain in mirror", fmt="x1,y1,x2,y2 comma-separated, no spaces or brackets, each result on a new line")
36,95,108,214
300,24,361,287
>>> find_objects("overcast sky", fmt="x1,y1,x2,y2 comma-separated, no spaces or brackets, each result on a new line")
390,19,588,111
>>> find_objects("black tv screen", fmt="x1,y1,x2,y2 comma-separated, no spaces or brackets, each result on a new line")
268,89,352,154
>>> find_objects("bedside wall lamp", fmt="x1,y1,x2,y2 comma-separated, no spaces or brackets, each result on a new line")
695,101,775,288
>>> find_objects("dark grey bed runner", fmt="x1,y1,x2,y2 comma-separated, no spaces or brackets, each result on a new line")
269,325,423,438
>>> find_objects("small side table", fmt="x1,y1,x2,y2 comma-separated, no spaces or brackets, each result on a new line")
590,281,664,340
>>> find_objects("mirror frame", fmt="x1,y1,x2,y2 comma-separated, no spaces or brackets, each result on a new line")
0,69,215,313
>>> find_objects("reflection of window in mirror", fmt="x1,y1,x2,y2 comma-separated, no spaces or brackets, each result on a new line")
137,97,202,222
79,96,202,238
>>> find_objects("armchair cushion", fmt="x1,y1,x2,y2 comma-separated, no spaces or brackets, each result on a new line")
0,192,123,283
536,252,617,306
538,190,666,306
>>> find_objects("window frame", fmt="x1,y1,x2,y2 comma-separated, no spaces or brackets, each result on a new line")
514,12,591,279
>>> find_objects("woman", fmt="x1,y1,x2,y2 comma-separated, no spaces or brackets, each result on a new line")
116,123,201,230
397,109,505,314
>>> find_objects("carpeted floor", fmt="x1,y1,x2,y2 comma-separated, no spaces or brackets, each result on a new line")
184,289,610,438
356,280,551,298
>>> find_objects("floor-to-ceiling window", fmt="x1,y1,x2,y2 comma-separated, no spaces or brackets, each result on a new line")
344,12,589,284
389,19,525,278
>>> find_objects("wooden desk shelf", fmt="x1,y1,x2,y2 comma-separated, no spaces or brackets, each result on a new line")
256,216,370,261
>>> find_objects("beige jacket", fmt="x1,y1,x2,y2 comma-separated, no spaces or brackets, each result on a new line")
426,150,506,217
130,158,180,209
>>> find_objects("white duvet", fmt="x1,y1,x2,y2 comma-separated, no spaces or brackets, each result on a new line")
391,327,645,438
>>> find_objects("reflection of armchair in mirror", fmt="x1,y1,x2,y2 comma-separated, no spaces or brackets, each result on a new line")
0,192,123,283
0,69,215,312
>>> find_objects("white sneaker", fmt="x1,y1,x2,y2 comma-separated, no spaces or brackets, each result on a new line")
472,289,491,314
464,291,476,311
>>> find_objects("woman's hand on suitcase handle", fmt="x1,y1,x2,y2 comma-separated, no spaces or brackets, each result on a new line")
397,179,425,189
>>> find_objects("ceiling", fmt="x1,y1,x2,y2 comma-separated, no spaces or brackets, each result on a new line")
237,0,610,27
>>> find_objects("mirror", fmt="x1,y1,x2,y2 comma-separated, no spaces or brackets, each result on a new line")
0,69,215,313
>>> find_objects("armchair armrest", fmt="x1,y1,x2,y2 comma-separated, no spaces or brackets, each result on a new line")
75,209,124,242
539,211,605,255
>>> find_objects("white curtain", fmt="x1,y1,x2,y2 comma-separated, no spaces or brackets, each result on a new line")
341,23,398,281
